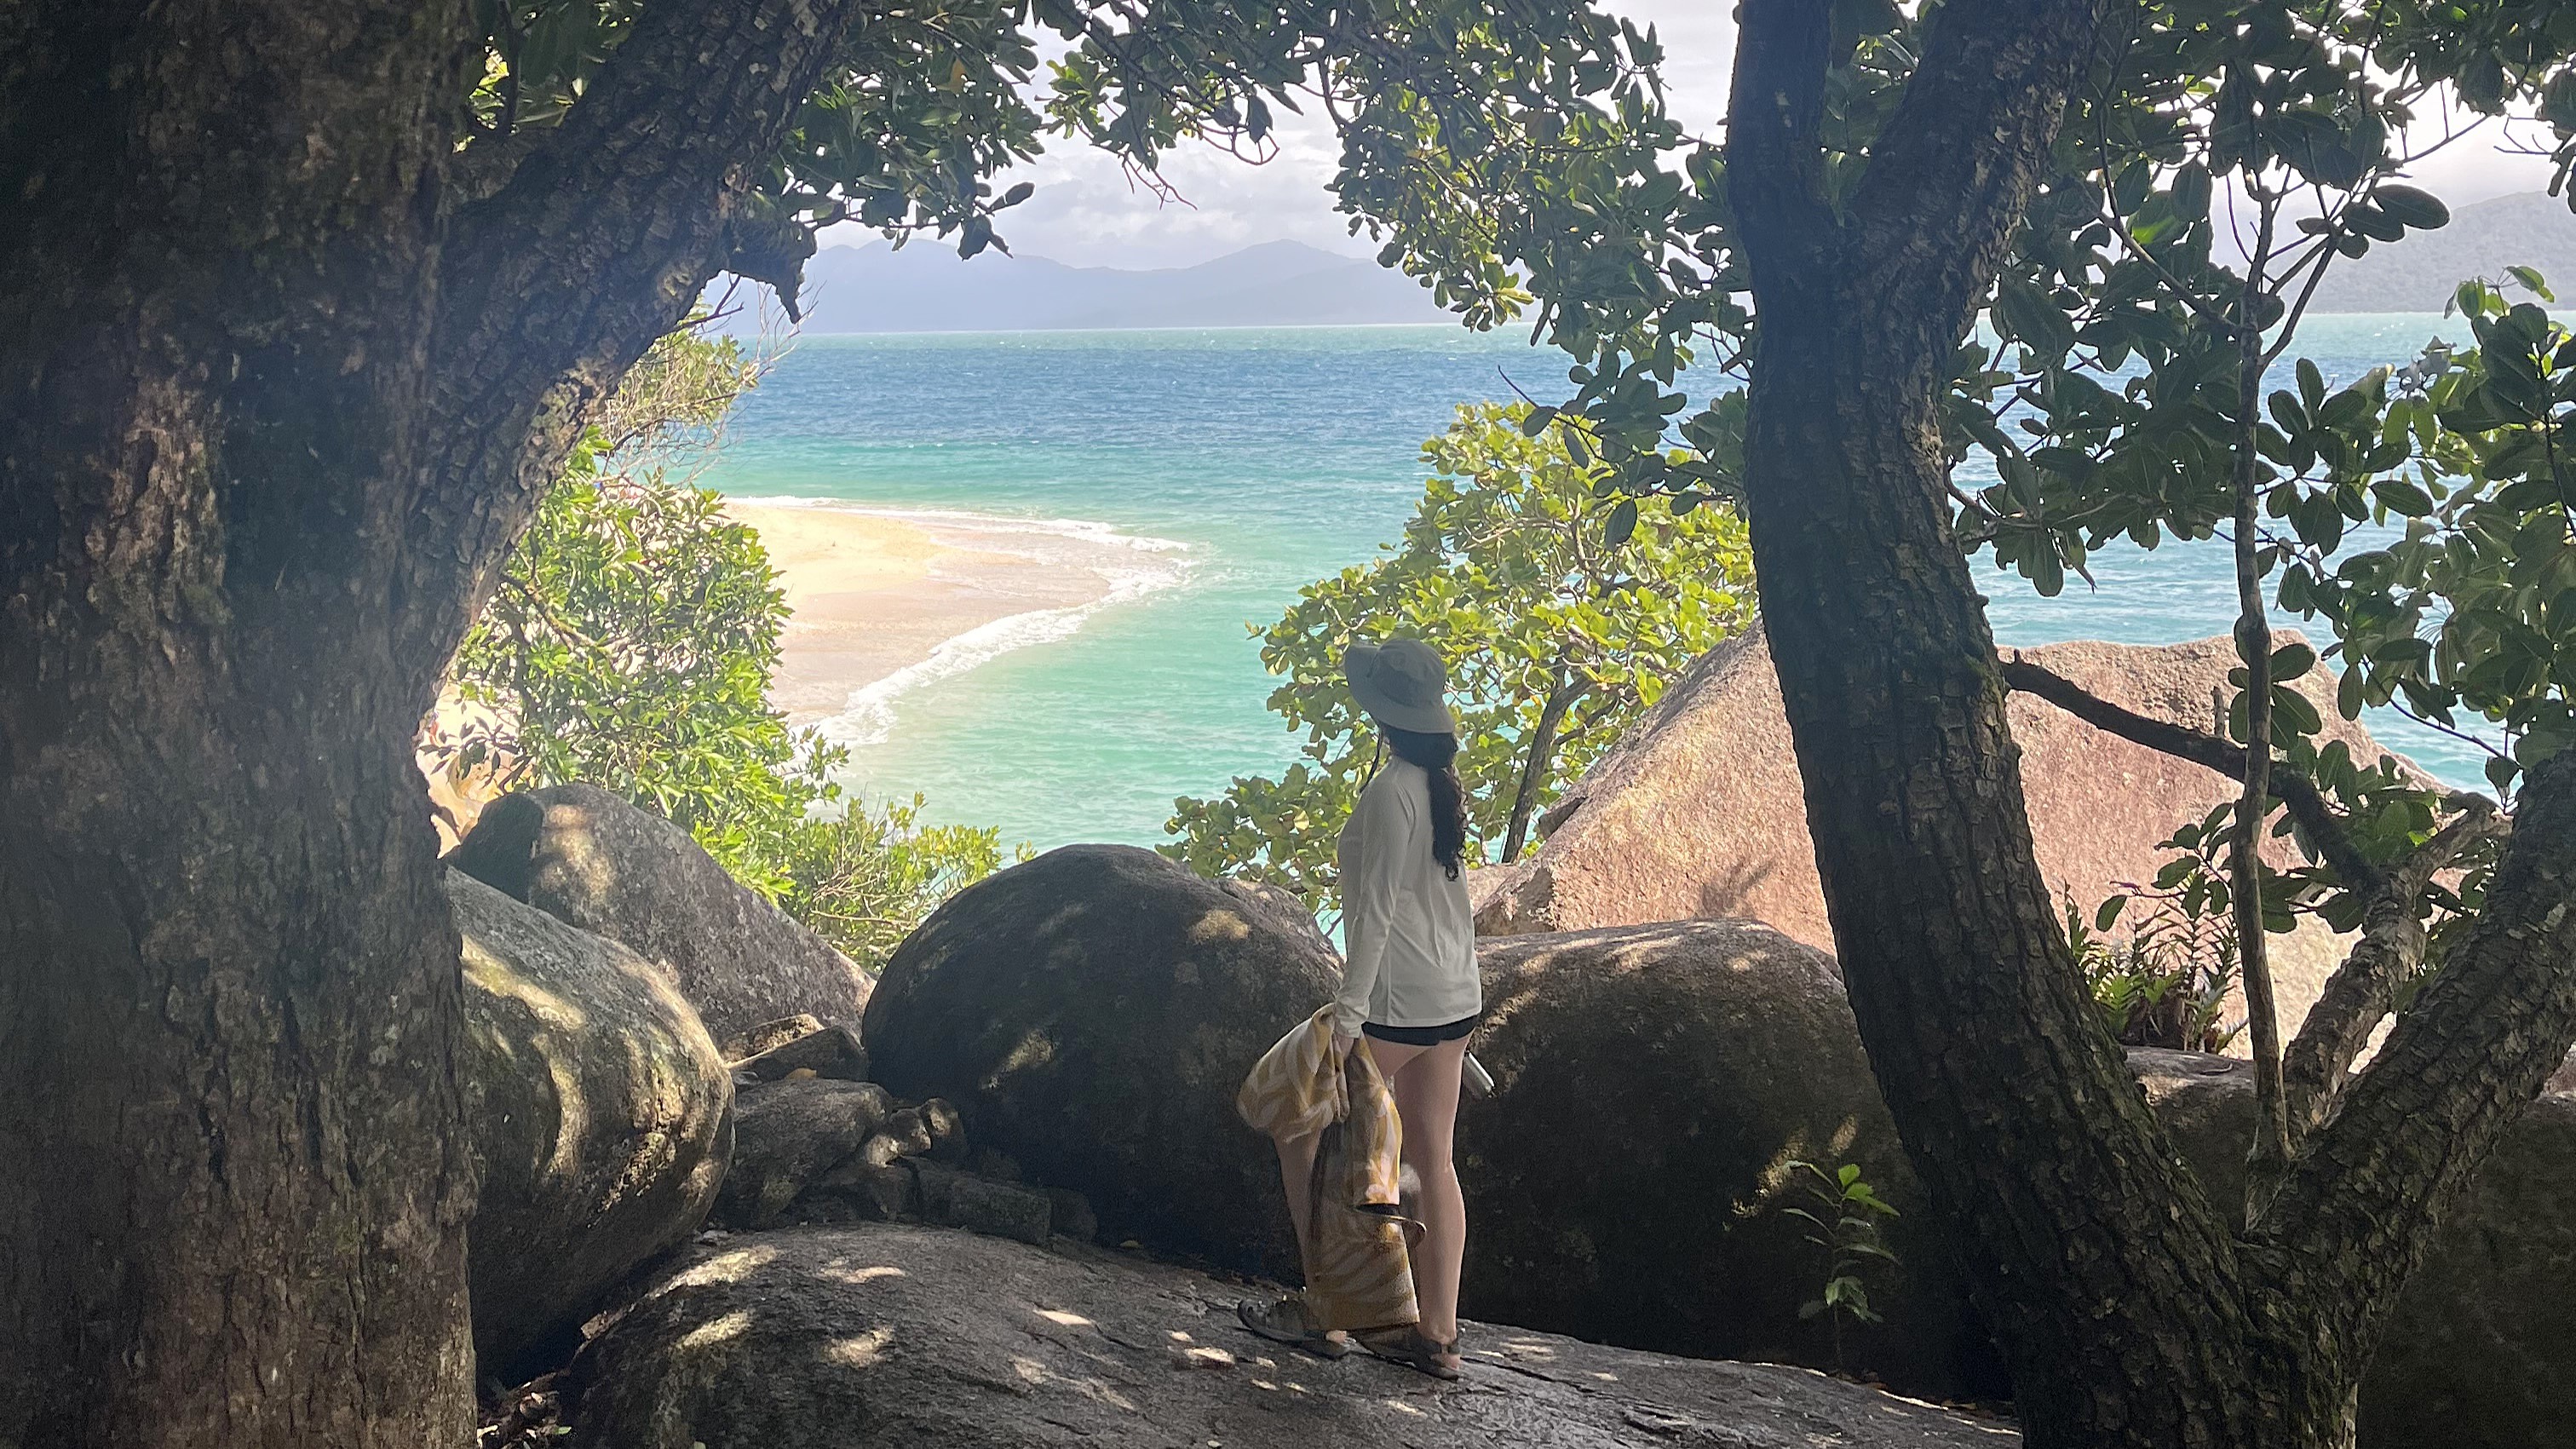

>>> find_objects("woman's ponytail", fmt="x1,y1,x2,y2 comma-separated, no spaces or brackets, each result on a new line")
1382,725,1469,879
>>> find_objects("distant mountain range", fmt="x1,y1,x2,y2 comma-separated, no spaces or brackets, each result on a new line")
728,192,2572,333
762,239,1452,333
2309,191,2576,313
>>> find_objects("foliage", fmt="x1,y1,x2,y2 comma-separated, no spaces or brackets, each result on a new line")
1354,0,2576,1093
760,788,1019,969
459,0,1671,286
440,326,1009,964
2291,283,2576,799
1161,401,1755,914
451,457,796,842
2068,890,2243,1054
1779,1160,1900,1374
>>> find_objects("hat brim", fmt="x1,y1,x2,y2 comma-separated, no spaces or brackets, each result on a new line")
1344,645,1458,735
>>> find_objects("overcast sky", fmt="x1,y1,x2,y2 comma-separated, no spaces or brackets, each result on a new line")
825,4,2561,272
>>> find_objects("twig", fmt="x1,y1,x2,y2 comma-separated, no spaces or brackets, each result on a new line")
2230,182,2293,1206
2000,656,2383,894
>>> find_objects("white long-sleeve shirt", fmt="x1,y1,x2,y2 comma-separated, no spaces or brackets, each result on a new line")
1333,758,1481,1036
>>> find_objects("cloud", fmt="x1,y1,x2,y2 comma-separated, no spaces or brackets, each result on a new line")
972,101,1369,270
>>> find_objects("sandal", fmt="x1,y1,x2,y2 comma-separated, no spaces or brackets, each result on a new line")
1358,1324,1463,1381
1235,1294,1351,1360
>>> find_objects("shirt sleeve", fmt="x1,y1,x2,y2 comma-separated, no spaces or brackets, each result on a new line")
1334,773,1417,1037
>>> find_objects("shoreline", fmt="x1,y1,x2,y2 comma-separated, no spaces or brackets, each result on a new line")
723,498,1187,745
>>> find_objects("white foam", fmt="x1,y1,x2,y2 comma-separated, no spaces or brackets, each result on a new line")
733,497,1194,748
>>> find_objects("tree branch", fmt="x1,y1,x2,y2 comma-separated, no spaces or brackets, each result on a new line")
2232,187,2291,1202
2265,752,2576,1373
394,0,865,699
1501,663,1582,864
2279,802,2504,1141
1999,654,2383,893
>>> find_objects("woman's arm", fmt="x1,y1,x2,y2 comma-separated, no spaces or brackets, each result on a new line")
1333,773,1419,1038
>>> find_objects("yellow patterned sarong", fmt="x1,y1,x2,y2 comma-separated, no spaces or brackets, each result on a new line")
1237,1006,1419,1332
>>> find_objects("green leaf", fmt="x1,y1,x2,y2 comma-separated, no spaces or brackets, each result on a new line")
2095,894,2129,933
2372,478,2435,517
2271,686,2323,739
2171,164,2212,221
1995,275,2074,359
2030,547,2065,598
2347,203,2405,244
2268,642,2316,681
2372,185,2450,232
1604,498,1640,548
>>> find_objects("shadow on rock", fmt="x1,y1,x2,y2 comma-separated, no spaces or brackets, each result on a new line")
561,1222,2018,1449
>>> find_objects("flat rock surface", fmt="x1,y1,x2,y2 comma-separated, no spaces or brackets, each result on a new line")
566,1222,2018,1449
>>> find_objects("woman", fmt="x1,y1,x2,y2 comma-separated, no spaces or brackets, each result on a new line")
1243,636,1480,1378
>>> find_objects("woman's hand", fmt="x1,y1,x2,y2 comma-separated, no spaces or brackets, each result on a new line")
1331,1030,1358,1057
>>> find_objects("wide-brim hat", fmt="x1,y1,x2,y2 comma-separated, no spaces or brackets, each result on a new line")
1344,637,1457,735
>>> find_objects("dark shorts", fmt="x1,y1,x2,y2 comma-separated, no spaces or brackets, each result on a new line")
1361,1014,1480,1047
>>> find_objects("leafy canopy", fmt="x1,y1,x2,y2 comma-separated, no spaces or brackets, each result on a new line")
1354,0,2576,980
1162,401,1754,913
463,0,1674,299
439,325,1009,965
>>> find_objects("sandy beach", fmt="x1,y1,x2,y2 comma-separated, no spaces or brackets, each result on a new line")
724,501,1164,733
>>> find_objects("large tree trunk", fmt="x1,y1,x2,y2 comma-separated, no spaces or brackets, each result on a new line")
1734,220,2274,1449
0,589,479,1449
0,2,860,1443
0,5,479,1443
1726,3,2576,1444
1728,2,2275,1441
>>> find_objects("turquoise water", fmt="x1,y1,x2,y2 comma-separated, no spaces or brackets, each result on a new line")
704,318,2493,849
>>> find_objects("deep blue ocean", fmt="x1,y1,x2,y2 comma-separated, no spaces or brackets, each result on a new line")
703,317,2491,850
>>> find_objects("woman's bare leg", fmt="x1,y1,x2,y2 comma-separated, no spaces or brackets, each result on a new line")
1365,1033,1469,1352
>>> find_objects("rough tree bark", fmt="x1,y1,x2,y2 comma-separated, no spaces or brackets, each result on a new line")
1726,1,2576,1444
0,2,859,1445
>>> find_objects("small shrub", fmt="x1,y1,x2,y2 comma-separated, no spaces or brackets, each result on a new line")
1780,1159,1899,1375
2068,890,2243,1054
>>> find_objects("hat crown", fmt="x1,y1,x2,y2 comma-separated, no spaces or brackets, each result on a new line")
1343,635,1453,733
1371,639,1444,704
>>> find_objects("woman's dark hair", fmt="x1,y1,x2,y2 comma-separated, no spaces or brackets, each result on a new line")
1381,724,1469,879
